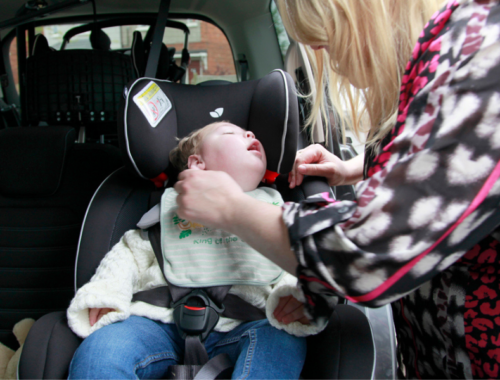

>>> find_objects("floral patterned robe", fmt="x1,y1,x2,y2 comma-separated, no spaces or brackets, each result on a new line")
282,0,500,378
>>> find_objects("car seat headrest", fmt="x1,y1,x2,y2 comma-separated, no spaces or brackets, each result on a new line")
119,70,299,180
32,34,52,56
90,29,111,51
0,127,75,197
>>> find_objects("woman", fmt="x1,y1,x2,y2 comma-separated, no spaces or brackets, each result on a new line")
175,0,500,378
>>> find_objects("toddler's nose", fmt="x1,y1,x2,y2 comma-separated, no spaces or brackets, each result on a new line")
245,131,255,139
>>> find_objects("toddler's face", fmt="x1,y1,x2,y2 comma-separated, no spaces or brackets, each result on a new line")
195,123,267,191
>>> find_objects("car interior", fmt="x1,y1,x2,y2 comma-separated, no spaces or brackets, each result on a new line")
0,0,397,378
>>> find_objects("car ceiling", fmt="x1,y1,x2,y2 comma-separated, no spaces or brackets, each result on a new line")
0,0,272,27
0,0,284,80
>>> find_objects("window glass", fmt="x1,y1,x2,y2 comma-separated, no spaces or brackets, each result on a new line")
10,18,236,93
43,24,87,49
40,24,149,50
271,1,290,62
166,19,236,84
8,37,19,94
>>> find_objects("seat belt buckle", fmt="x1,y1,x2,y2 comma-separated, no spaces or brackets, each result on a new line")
172,289,225,342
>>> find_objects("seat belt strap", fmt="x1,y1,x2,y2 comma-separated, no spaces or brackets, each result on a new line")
131,286,171,307
238,54,249,82
185,335,209,365
193,354,233,380
145,0,171,78
166,353,233,380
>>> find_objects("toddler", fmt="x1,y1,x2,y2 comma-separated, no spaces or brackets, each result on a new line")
67,121,325,379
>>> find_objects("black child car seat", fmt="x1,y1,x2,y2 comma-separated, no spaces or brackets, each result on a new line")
19,70,376,379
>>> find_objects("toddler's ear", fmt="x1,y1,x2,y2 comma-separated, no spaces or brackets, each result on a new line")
187,155,206,170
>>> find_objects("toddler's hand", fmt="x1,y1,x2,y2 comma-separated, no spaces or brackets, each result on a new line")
274,295,310,325
89,308,115,326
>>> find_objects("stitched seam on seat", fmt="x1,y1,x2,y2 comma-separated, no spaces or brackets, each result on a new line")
74,168,122,291
43,316,63,379
108,187,136,251
49,129,73,197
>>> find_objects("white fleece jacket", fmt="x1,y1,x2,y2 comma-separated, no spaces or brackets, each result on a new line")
67,229,326,339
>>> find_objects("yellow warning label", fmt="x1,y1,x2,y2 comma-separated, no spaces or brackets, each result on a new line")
135,82,159,103
132,81,172,128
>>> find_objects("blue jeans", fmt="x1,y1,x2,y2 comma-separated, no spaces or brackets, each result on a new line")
68,316,307,379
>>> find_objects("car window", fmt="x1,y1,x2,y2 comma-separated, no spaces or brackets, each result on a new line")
8,36,19,94
167,19,236,84
6,19,237,98
270,0,290,63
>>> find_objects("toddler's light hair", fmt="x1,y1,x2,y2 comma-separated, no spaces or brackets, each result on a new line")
169,121,225,172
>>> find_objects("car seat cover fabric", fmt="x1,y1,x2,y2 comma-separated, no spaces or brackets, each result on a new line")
160,187,284,287
0,127,75,197
120,70,298,179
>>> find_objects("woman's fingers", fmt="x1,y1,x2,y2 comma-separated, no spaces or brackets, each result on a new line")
289,145,334,188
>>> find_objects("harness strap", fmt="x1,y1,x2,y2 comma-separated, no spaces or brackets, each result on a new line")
166,365,203,380
131,286,171,308
185,335,209,365
193,354,233,380
165,352,233,380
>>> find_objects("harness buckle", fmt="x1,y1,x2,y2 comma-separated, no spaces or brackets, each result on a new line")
172,289,225,342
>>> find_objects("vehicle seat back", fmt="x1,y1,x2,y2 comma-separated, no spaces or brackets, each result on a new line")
89,28,111,51
24,34,136,142
130,31,186,82
0,126,122,349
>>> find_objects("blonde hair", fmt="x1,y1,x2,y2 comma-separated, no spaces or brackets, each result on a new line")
277,0,442,148
169,122,222,171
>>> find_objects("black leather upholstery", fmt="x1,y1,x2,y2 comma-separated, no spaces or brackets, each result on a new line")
302,305,375,379
19,311,82,380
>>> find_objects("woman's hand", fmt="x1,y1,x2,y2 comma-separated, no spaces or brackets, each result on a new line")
288,144,364,188
274,295,310,325
89,308,114,326
174,169,246,231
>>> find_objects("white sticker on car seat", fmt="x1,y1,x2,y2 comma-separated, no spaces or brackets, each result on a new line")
132,81,172,128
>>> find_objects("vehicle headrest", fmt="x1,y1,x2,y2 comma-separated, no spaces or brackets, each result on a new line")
0,127,75,197
119,69,299,180
32,34,52,56
90,29,111,51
